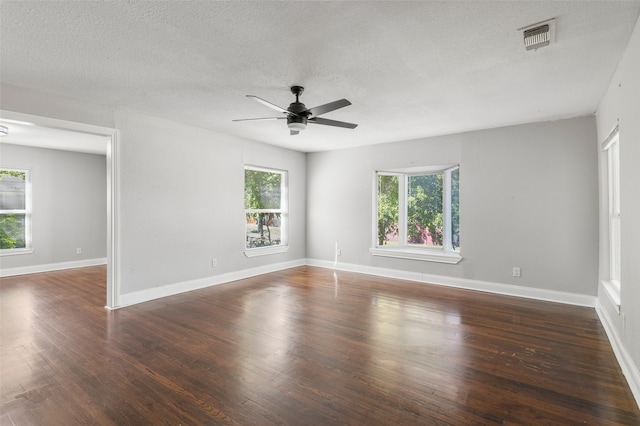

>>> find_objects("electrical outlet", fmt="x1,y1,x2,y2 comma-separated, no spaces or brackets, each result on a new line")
337,249,342,256
211,258,217,268
512,267,521,277
76,248,82,255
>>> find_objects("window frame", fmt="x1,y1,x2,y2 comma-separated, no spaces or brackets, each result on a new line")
243,165,289,258
370,164,461,264
602,127,620,307
0,167,33,256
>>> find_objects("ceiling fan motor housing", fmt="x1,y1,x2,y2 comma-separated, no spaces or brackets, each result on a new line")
287,100,308,128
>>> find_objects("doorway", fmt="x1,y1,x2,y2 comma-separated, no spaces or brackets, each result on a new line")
0,110,118,308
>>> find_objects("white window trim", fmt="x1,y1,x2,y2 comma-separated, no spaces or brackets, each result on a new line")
0,248,35,256
371,165,461,264
601,279,621,313
243,165,288,257
601,127,620,308
369,247,461,264
0,168,33,256
244,245,289,258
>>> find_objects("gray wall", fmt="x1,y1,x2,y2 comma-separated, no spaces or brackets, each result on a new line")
596,12,640,386
0,85,601,299
306,116,598,296
114,110,307,295
0,143,107,268
0,85,307,300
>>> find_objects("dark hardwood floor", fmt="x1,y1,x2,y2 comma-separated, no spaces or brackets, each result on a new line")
1,265,639,425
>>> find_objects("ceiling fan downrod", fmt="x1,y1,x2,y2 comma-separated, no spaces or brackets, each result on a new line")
290,85,304,103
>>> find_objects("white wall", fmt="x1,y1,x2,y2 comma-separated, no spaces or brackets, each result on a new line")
596,13,640,402
307,116,598,296
0,144,107,271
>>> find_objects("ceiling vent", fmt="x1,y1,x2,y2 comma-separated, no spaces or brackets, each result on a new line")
519,18,555,51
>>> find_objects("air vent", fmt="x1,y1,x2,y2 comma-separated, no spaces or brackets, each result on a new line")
519,18,555,51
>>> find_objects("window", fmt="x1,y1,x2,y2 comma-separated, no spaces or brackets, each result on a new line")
0,168,32,255
602,128,620,306
244,166,288,257
371,165,460,264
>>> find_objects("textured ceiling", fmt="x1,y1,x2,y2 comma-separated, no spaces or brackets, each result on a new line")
1,1,639,153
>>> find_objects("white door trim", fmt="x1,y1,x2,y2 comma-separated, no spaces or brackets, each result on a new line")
0,110,120,308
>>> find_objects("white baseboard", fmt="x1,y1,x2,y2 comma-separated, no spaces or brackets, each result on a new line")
3,256,595,308
596,298,640,409
0,258,107,278
306,258,596,307
116,259,306,308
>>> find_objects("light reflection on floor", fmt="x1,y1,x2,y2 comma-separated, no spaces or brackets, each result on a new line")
1,284,37,403
237,285,297,390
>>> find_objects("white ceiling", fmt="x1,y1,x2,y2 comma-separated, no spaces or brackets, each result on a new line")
1,1,639,153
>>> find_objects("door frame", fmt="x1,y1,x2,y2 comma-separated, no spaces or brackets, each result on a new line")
0,110,120,308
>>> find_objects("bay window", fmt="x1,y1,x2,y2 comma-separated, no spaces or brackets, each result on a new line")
371,165,460,264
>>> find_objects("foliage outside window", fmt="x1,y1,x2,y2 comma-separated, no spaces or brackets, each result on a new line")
373,165,460,263
0,168,32,254
244,166,288,254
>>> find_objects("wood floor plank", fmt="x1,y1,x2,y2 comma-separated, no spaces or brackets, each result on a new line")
1,265,639,425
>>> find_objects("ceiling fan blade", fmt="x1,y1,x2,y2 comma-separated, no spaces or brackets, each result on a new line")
307,99,352,117
232,117,286,122
290,130,300,136
308,117,358,129
247,95,297,116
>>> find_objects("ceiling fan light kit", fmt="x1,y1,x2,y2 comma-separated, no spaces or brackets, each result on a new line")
287,120,307,132
234,85,357,135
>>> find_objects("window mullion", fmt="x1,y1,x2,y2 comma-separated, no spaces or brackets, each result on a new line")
443,169,452,252
246,209,281,213
398,174,407,247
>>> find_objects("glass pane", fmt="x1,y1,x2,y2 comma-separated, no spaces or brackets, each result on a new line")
244,170,281,210
612,142,620,215
611,216,620,282
377,175,399,246
246,212,282,248
0,213,26,249
407,174,443,248
451,168,460,251
0,170,26,210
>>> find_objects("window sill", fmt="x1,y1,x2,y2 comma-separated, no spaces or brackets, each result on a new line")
244,245,289,258
369,247,462,264
0,248,34,257
601,279,621,312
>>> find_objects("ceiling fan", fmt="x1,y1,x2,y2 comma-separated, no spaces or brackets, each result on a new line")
233,86,358,135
